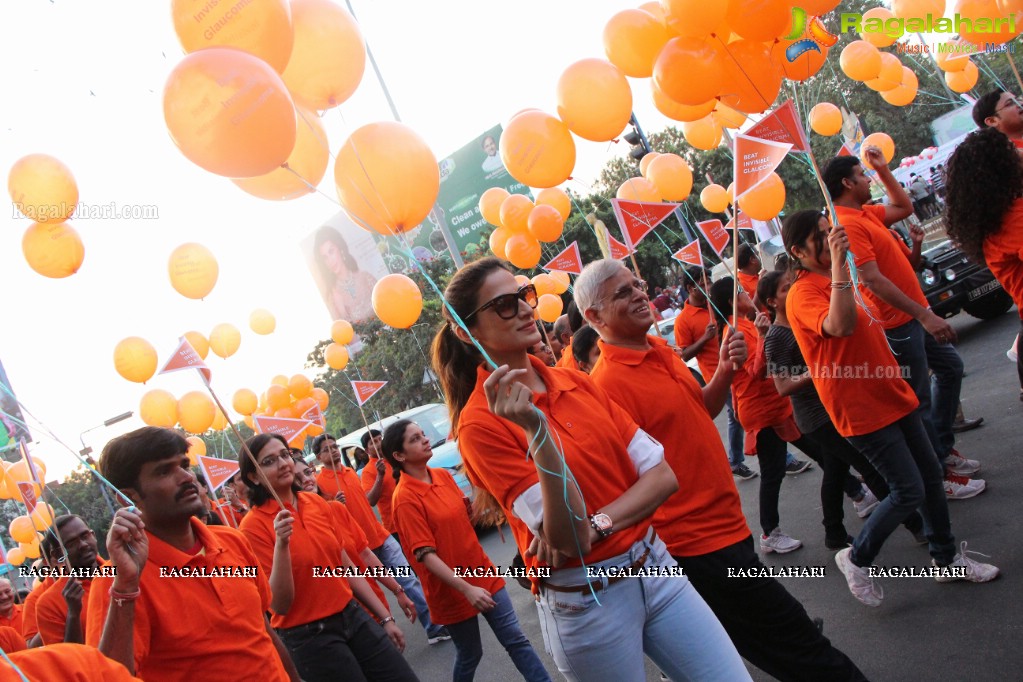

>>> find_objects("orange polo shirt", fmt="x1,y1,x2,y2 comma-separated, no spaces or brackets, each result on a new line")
240,491,354,629
393,467,504,626
673,301,719,382
215,500,246,528
729,317,793,434
329,500,390,618
836,203,928,329
36,561,109,645
0,625,24,653
458,355,649,573
591,336,751,557
316,465,391,548
555,341,579,370
361,458,396,532
0,604,22,634
984,198,1023,319
738,271,760,301
788,271,919,437
1,643,143,681
85,519,288,682
21,577,53,641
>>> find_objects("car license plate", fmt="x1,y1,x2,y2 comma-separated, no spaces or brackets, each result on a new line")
968,280,1002,301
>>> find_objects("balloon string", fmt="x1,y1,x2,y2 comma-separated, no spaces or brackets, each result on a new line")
652,232,736,333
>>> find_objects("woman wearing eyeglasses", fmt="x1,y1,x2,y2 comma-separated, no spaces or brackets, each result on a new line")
431,257,748,682
237,434,420,682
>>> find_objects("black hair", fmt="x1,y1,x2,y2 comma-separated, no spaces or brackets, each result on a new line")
972,89,1005,128
773,253,790,271
239,433,300,508
708,277,735,335
566,300,585,333
41,515,80,561
781,210,827,274
99,427,189,491
822,156,861,200
380,419,414,484
360,429,381,450
311,433,335,457
756,271,787,322
736,243,755,269
683,266,708,291
944,127,1023,262
571,326,600,368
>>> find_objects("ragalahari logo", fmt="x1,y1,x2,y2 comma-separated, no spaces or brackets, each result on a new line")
784,7,839,63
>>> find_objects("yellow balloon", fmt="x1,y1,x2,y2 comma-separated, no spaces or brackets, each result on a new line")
550,271,571,295
334,122,440,235
113,337,158,384
22,222,84,278
232,107,329,200
809,103,844,136
186,435,207,458
535,188,571,221
140,389,178,428
500,110,576,189
325,343,350,370
701,184,730,214
645,154,693,202
331,320,354,345
178,391,216,434
282,0,366,110
5,547,25,567
537,294,564,323
270,374,289,388
617,178,661,203
249,309,276,335
210,407,229,431
479,187,510,226
171,0,294,73
8,154,78,223
9,516,35,545
169,243,219,300
209,323,241,359
556,58,633,142
183,331,210,359
372,275,423,329
233,388,258,416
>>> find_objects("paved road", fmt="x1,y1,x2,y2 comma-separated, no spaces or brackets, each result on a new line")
387,306,1022,681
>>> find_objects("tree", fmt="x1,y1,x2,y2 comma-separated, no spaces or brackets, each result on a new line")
47,468,114,548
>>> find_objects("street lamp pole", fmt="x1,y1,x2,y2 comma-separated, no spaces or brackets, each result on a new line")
79,412,133,516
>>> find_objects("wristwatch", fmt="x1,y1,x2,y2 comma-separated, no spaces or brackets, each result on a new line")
589,513,613,539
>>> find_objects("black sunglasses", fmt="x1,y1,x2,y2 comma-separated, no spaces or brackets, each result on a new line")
465,284,538,321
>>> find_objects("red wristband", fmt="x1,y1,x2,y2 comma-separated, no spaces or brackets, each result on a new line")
109,587,141,606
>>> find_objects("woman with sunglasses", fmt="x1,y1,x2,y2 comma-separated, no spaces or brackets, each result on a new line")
238,434,420,682
431,257,748,682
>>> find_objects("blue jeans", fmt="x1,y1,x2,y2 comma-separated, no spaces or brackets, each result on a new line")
887,319,963,463
372,535,445,638
535,532,750,681
846,413,956,567
725,389,746,467
446,588,550,682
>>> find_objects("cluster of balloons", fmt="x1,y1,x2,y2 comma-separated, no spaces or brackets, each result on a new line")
9,154,85,278
699,172,786,222
1,457,54,565
139,388,228,434
232,374,329,444
900,145,940,169
840,39,920,107
323,320,354,371
517,273,572,323
618,152,694,204
481,187,571,269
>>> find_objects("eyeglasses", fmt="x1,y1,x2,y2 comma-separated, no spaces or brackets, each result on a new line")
996,96,1022,113
465,284,538,321
259,451,293,468
596,278,648,306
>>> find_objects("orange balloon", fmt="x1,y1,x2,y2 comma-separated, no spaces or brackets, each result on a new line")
249,309,276,335
281,0,366,109
556,59,633,142
171,0,293,73
289,374,312,399
514,274,530,287
9,517,35,545
489,227,513,260
550,271,571,294
711,102,747,130
5,547,25,567
946,60,980,92
266,385,290,411
372,274,423,328
861,133,896,167
772,39,828,82
233,388,258,416
935,41,971,72
738,173,785,221
113,337,158,384
956,0,1018,46
701,184,730,213
537,294,564,323
840,41,883,81
183,331,210,359
893,0,945,18
186,435,207,458
532,273,557,297
682,116,722,151
727,182,736,206
650,82,717,122
866,53,904,92
30,503,55,531
209,323,241,359
479,187,510,226
311,387,329,411
232,107,329,200
168,243,218,300
654,37,724,106
801,0,841,10
270,374,289,388
860,7,901,48
334,121,439,235
809,103,843,136
274,405,297,419
646,154,693,201
603,8,671,78
535,187,571,221
661,0,728,38
725,0,791,42
505,234,542,270
141,389,178,428
211,407,229,431
331,320,354,345
617,177,661,203
178,391,216,434
163,48,296,178
527,205,565,242
325,343,349,370
22,222,84,278
500,194,534,234
8,154,78,223
717,39,783,114
243,415,255,430
500,111,576,189
639,152,661,178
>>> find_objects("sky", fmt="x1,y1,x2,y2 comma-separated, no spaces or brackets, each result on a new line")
0,0,687,481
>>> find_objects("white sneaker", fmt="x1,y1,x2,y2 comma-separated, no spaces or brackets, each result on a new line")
835,547,883,607
760,528,802,554
945,450,981,477
853,489,880,518
944,473,985,500
934,542,1000,583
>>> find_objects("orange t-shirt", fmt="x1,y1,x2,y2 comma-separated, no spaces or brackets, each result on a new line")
673,302,719,382
788,270,919,437
393,467,504,626
328,500,390,618
837,203,928,329
361,458,396,532
21,577,53,640
738,271,760,302
240,491,355,629
983,198,1023,319
85,519,288,682
458,355,648,573
729,317,793,433
317,465,391,548
0,626,24,653
1,643,143,681
36,562,109,645
591,336,751,557
215,500,246,528
0,604,23,635
556,340,579,370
